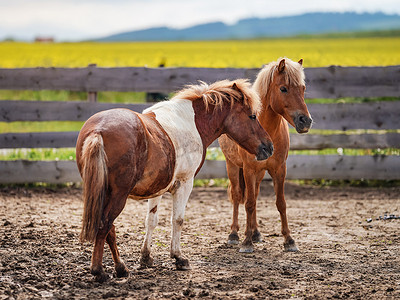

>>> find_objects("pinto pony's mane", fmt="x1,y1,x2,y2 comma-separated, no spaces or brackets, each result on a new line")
173,79,261,114
253,58,305,105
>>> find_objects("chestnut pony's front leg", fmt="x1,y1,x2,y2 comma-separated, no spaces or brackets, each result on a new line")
271,163,299,252
240,168,265,253
170,178,193,270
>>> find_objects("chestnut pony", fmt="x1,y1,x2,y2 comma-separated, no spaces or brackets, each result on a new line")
76,79,273,282
219,58,312,253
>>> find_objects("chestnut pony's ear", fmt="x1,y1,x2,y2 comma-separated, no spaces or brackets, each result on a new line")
278,59,285,73
232,82,240,91
298,59,303,65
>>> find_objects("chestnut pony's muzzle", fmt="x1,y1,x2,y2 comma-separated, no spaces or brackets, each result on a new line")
294,114,313,133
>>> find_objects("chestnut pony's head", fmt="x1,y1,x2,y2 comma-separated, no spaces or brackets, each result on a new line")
254,58,312,133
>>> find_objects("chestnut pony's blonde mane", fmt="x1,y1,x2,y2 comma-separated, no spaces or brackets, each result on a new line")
253,57,305,103
173,79,261,114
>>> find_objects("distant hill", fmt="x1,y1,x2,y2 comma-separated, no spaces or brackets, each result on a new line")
96,12,400,42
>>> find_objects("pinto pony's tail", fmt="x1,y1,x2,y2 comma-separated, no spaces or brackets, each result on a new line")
79,133,108,243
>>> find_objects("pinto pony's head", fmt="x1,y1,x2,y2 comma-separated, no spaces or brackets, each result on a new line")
174,79,273,161
254,58,312,133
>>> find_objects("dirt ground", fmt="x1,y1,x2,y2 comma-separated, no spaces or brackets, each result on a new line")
0,181,399,299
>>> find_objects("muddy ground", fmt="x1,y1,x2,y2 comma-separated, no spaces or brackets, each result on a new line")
0,181,399,299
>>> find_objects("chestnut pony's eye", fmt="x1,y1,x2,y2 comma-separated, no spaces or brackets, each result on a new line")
249,114,257,120
280,86,288,93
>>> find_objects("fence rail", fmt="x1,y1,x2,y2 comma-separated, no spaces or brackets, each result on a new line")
2,131,399,150
1,65,400,98
0,66,399,183
0,100,399,130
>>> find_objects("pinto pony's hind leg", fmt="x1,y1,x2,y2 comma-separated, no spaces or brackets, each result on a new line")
140,196,162,268
90,189,131,282
90,225,111,283
106,225,129,278
272,164,299,252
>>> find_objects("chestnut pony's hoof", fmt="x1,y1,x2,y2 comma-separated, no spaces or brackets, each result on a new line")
252,230,263,243
284,238,299,252
228,232,240,245
239,240,254,253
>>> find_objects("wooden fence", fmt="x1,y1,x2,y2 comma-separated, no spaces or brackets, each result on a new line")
0,65,399,183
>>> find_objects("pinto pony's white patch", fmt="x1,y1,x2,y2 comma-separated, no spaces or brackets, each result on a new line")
144,98,203,182
144,99,203,261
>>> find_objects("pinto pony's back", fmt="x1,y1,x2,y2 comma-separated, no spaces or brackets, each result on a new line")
79,133,108,243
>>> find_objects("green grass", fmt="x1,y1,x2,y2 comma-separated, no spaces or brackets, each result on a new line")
1,146,398,162
193,178,229,188
0,121,84,133
0,90,148,103
0,148,76,161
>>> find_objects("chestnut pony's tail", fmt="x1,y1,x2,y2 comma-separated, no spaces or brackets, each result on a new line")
238,168,246,204
228,167,246,205
79,133,108,243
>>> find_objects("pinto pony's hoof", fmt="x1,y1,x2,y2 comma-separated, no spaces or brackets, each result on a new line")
284,238,299,252
175,257,191,271
91,266,109,283
139,255,154,269
228,232,240,245
115,262,130,278
94,272,109,283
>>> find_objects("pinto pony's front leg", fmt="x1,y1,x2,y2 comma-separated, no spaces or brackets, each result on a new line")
170,179,193,270
140,196,162,268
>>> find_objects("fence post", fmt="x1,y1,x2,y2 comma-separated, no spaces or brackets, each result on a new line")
87,64,97,102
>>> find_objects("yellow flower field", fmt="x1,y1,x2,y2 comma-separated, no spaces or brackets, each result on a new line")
1,37,400,68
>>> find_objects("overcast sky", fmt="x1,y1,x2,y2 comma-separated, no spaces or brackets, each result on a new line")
1,0,400,41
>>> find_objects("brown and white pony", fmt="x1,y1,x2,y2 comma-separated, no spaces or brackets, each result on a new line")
76,79,274,282
219,58,312,253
